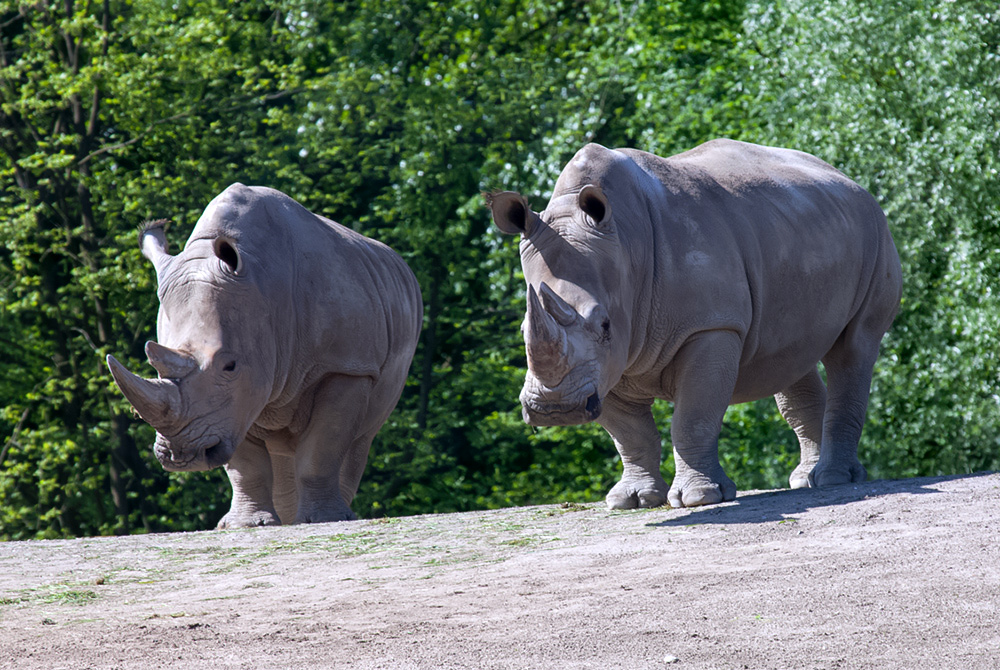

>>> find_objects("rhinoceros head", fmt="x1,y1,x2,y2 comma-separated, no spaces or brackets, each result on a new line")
488,177,631,426
108,186,283,471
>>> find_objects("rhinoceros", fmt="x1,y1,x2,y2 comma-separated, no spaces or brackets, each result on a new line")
107,184,422,527
487,139,901,509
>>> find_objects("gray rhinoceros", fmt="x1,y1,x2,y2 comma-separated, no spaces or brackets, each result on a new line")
108,184,422,527
487,139,901,509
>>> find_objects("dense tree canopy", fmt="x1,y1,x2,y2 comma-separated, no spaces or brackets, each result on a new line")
2,0,997,539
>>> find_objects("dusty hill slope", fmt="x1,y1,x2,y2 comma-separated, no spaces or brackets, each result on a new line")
2,472,999,669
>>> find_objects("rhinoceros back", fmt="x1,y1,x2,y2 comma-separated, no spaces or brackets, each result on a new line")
618,140,901,401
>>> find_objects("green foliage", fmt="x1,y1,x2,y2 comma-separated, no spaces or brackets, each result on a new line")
735,0,1000,477
2,0,998,539
1,0,301,538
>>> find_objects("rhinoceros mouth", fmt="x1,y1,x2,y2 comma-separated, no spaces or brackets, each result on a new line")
153,434,234,472
204,440,228,468
521,391,602,426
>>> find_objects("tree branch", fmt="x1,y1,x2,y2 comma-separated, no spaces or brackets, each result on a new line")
77,86,312,166
0,408,30,469
75,110,191,165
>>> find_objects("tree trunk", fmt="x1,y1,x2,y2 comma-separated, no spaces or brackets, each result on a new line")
416,269,440,429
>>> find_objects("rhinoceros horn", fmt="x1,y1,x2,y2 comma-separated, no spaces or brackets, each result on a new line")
145,341,197,380
537,282,577,327
525,284,570,380
106,354,182,430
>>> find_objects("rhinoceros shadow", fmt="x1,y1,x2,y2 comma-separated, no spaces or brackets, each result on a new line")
646,472,992,528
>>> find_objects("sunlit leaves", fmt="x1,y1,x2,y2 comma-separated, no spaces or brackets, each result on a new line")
2,0,998,540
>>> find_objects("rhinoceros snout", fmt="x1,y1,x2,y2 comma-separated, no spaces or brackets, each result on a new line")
521,391,602,426
153,435,232,472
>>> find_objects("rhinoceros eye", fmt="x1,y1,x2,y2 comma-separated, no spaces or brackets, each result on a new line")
600,319,611,343
223,360,237,372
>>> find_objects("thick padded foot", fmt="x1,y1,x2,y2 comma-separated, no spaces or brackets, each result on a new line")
606,474,670,510
667,469,736,508
789,458,820,489
216,509,281,529
295,499,357,524
808,457,867,487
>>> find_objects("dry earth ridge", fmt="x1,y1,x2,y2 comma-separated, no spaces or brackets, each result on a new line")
2,472,1000,669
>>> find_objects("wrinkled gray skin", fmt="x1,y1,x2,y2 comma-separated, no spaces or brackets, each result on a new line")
108,184,422,527
488,139,902,509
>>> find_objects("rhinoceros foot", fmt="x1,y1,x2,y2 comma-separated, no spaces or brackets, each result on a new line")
605,474,669,510
217,509,281,529
667,469,737,508
808,456,867,488
294,500,357,524
789,457,820,489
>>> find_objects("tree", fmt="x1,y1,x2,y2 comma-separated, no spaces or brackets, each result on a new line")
1,0,315,538
736,0,1000,477
4,0,997,539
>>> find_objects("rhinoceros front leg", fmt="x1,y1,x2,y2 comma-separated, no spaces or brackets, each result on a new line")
775,366,827,489
667,331,740,508
599,394,670,509
217,436,281,528
293,374,375,524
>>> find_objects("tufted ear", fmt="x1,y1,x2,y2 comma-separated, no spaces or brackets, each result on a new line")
578,184,612,229
139,220,173,277
485,191,540,236
213,236,243,275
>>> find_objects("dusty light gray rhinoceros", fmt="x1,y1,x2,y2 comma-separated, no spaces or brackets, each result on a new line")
107,184,422,527
487,139,902,509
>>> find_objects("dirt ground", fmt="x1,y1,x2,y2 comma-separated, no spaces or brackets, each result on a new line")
2,472,999,670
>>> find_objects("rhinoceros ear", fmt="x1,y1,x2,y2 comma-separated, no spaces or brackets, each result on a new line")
140,220,172,276
213,237,243,276
578,184,612,229
485,191,539,236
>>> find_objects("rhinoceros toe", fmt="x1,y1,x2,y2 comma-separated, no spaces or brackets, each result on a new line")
216,509,281,529
667,470,737,508
605,476,669,510
808,457,867,488
295,501,357,524
789,458,820,489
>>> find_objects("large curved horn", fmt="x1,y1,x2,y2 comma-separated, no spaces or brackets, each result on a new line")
525,285,569,380
538,282,578,327
145,341,197,379
107,354,182,429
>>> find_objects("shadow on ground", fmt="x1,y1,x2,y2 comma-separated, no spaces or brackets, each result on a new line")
647,472,994,528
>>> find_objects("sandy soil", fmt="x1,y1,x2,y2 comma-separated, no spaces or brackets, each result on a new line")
2,472,999,669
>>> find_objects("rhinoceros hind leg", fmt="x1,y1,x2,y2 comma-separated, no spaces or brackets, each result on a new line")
217,437,281,528
270,451,298,525
775,366,827,489
598,394,669,510
810,321,881,487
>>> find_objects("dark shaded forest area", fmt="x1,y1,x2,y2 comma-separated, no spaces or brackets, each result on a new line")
2,0,998,538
